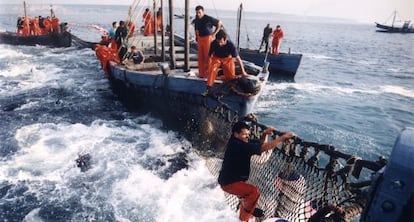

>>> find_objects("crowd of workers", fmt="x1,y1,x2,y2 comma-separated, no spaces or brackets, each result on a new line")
16,15,62,37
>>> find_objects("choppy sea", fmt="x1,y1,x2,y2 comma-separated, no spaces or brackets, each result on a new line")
0,4,413,222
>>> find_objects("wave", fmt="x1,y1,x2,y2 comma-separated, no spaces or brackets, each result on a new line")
382,85,414,98
0,118,236,221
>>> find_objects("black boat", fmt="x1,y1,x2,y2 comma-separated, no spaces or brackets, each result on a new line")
375,11,414,33
239,48,302,78
0,1,73,47
0,31,72,47
95,0,269,154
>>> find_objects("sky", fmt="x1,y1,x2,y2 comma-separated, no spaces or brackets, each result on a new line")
2,0,413,23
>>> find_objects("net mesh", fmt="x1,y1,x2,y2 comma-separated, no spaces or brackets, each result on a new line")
201,115,385,222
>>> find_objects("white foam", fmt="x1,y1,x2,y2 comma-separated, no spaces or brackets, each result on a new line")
382,85,414,98
1,119,238,221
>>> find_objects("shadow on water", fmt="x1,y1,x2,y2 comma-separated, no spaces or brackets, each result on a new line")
268,73,296,83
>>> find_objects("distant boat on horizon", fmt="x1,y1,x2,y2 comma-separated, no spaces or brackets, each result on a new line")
375,10,414,33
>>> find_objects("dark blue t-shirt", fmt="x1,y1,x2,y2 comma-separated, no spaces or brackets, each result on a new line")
193,14,219,37
218,136,262,186
209,39,238,58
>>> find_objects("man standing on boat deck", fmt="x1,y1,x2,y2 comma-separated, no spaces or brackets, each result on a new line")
218,121,294,221
271,25,284,55
202,30,247,96
258,24,272,53
193,5,222,78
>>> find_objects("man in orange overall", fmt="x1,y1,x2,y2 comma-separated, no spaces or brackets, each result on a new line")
51,15,60,33
42,16,52,34
271,25,284,55
218,121,294,221
142,8,153,36
203,30,248,95
193,5,222,78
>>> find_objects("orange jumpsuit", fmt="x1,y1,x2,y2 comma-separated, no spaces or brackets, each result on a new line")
193,14,220,78
221,182,260,221
271,28,284,55
198,35,213,78
22,17,30,37
42,18,52,34
31,18,41,36
143,10,153,36
51,16,60,33
206,39,238,87
127,21,135,38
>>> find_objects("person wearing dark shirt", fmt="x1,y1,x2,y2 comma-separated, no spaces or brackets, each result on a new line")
218,121,294,222
125,46,144,64
115,20,128,49
258,24,272,53
193,5,222,78
204,30,247,93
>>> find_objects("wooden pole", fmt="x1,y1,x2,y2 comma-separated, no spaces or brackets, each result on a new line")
184,0,190,71
153,0,157,55
168,0,175,69
161,0,165,61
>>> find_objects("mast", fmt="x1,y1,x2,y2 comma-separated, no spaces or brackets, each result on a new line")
23,1,27,18
184,0,190,71
153,0,157,55
236,3,242,51
161,0,165,61
168,0,176,69
392,10,396,28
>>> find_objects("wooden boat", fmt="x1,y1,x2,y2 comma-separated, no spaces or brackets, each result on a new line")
0,1,72,47
375,11,414,33
236,3,302,78
95,0,269,154
0,31,72,47
239,48,302,78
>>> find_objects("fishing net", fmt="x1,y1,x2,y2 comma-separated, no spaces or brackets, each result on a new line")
202,114,386,222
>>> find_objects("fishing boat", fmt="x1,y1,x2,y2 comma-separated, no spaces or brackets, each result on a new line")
0,1,72,47
96,1,414,221
95,0,269,154
236,4,302,79
0,30,72,47
204,116,414,222
375,11,414,33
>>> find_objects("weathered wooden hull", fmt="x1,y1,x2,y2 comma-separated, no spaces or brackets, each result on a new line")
239,48,302,78
0,31,72,47
375,22,414,33
105,61,268,155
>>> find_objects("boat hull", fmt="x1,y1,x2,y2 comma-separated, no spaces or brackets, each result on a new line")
106,61,268,155
239,48,302,78
0,31,72,47
375,22,414,33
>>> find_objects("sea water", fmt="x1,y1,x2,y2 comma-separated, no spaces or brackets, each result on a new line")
0,4,413,222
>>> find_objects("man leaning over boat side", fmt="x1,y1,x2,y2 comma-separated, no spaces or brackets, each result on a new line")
201,30,248,96
218,121,295,222
193,5,222,78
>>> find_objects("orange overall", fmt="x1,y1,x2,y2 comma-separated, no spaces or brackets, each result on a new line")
42,19,51,34
51,17,60,33
127,21,135,38
143,11,153,36
207,56,235,87
22,17,30,37
197,35,212,78
271,29,284,55
221,181,260,221
33,18,41,35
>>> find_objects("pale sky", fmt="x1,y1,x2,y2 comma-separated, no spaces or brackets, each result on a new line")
3,0,413,23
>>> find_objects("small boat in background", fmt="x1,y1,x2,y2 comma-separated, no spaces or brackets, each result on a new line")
0,1,73,47
236,4,302,79
375,10,414,33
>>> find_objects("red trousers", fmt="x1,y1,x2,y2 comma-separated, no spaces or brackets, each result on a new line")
207,56,235,87
197,35,212,78
221,181,260,221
